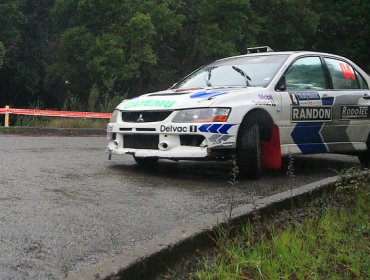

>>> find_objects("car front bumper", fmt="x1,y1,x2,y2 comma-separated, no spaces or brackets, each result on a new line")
106,121,238,159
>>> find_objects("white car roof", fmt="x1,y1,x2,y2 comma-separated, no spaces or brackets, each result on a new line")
217,51,347,62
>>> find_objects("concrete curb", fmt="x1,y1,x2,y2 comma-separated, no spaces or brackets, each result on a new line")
67,175,339,280
0,127,106,136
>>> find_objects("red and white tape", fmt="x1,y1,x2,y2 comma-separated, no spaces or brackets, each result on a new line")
0,108,112,119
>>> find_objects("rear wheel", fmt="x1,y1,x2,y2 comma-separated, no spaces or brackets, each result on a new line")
236,124,262,179
133,156,158,166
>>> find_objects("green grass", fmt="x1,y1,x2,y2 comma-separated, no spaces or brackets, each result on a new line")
12,115,108,128
195,182,369,279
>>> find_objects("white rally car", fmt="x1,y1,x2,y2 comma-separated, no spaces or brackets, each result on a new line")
107,47,370,178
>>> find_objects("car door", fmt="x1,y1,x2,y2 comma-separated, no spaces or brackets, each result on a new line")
322,57,370,153
278,56,335,154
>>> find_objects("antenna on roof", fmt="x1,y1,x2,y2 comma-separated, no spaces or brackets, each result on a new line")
247,46,274,54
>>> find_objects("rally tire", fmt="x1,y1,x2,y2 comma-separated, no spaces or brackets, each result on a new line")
133,156,158,166
358,152,370,167
236,124,262,179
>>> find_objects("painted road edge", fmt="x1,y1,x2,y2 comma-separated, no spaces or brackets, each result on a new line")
66,175,342,280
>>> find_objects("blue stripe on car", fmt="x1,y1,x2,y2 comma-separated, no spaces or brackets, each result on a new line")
291,97,334,154
199,124,234,134
190,91,228,99
291,122,327,154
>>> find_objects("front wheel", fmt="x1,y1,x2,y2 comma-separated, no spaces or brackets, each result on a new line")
133,156,158,166
358,152,370,167
236,124,262,179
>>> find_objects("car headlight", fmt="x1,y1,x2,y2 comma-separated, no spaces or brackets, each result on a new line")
109,109,120,122
172,108,230,123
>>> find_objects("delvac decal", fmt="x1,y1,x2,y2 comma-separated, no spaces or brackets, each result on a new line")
160,125,198,133
291,106,332,122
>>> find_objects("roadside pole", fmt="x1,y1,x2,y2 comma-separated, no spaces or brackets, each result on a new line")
5,105,9,127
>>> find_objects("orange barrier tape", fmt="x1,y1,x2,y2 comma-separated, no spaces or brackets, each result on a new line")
0,108,112,119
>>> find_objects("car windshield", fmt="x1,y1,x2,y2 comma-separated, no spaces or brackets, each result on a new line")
174,54,289,89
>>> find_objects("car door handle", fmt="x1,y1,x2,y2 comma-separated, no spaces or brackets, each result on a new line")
363,93,370,99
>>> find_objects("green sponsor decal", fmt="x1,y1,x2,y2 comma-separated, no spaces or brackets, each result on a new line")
123,99,176,109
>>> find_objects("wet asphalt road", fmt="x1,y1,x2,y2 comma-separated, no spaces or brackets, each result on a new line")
0,135,359,279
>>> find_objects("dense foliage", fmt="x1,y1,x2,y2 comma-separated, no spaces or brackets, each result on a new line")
0,0,369,111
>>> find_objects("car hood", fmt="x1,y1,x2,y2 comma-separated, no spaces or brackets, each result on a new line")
117,87,266,111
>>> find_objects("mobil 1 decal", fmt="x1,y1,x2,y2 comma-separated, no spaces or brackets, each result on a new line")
340,105,370,120
291,106,332,122
289,92,322,106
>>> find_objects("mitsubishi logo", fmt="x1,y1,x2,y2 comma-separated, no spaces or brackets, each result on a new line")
136,114,144,122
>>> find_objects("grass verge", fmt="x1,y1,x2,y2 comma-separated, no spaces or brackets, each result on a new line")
11,115,108,128
193,169,369,280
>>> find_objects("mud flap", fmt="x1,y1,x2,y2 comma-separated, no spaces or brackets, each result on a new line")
261,124,281,169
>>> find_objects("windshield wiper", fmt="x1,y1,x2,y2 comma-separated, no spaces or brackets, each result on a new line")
206,68,212,87
232,66,252,86
204,66,219,87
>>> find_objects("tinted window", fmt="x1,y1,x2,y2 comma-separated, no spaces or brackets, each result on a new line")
324,58,362,89
285,57,326,90
355,70,369,89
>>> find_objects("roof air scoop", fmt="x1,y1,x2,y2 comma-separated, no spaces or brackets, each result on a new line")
247,46,274,54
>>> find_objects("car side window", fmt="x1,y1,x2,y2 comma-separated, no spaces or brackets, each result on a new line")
324,58,365,89
355,70,369,89
285,57,326,90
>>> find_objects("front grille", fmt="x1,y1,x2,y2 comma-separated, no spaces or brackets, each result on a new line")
124,134,159,149
180,135,205,147
122,111,173,123
136,128,156,132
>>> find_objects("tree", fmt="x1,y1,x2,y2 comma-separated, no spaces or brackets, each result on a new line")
173,0,260,76
0,0,53,107
47,0,184,110
311,0,370,72
0,41,5,67
251,0,319,51
0,0,24,106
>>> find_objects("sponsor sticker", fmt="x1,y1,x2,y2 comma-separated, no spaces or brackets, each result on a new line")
339,63,355,80
123,100,176,109
253,100,276,107
257,93,276,106
107,124,114,132
291,106,332,122
160,125,197,133
289,92,322,106
340,105,369,120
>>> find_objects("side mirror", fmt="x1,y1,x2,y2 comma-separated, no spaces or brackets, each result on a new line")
276,76,287,91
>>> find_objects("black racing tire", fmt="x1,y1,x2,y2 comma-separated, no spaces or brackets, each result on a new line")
236,124,262,179
358,152,370,167
133,156,158,166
